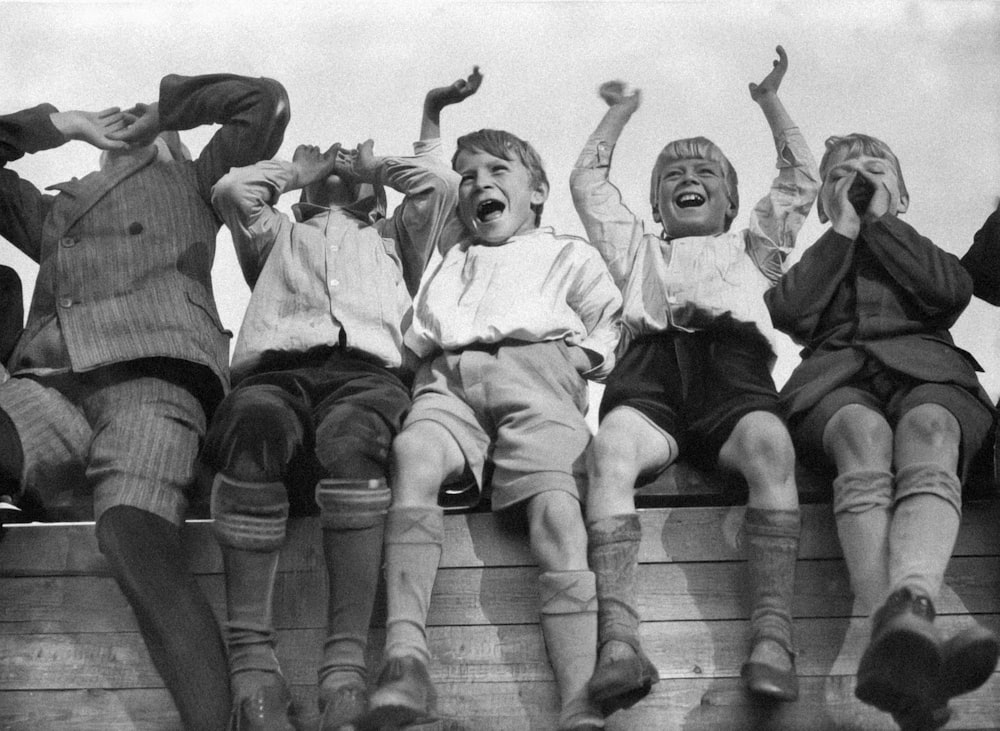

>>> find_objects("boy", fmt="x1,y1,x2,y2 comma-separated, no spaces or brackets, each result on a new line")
360,129,622,731
200,71,480,730
0,74,288,730
569,46,818,711
765,134,999,728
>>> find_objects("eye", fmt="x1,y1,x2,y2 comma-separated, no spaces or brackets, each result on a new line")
663,170,682,180
699,167,717,177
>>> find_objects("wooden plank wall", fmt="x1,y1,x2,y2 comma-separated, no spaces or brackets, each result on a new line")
1,496,999,729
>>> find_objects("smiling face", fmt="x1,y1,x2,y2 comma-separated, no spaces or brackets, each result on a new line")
654,157,737,239
454,148,548,245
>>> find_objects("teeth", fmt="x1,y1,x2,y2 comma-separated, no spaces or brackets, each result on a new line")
676,193,705,208
476,200,504,222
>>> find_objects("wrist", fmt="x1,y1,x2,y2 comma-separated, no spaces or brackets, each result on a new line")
48,111,76,140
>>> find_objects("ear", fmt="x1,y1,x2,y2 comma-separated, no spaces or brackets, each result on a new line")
817,197,829,223
651,205,661,223
531,180,549,207
726,199,738,221
896,191,909,215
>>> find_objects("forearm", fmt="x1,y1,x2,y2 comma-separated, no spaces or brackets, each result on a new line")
865,215,973,313
420,100,443,142
0,104,64,164
755,91,795,139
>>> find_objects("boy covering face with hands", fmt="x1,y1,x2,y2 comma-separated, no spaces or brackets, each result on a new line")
766,134,999,729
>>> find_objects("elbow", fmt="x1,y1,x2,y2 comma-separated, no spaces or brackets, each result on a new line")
210,171,241,211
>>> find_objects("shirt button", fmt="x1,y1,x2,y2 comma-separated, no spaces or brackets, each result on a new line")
60,237,77,248
128,222,144,235
330,245,340,252
58,297,73,308
329,279,339,287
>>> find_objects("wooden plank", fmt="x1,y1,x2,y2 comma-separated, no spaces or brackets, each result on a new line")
4,500,999,576
4,556,996,634
2,673,998,731
5,615,998,690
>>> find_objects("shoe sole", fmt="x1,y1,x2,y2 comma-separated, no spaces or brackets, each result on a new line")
942,629,1000,699
855,625,942,713
587,657,660,714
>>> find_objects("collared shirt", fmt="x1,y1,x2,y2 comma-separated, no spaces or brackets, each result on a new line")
405,227,623,380
213,140,460,382
570,126,819,352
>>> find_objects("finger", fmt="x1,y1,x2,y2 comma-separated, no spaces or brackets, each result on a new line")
96,106,122,119
775,45,788,69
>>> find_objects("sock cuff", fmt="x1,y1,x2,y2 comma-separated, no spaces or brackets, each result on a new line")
211,474,288,551
587,512,641,545
744,507,801,540
316,478,390,529
538,570,597,615
832,469,893,515
386,505,445,545
893,462,962,516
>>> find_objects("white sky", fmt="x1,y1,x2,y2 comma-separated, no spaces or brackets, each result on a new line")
2,0,999,400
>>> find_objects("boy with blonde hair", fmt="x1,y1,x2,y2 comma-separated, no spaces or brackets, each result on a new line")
361,129,622,731
570,46,819,712
766,133,999,729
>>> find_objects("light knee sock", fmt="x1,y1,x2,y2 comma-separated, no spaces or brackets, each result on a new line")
382,505,444,666
538,570,599,717
832,470,893,612
889,463,962,601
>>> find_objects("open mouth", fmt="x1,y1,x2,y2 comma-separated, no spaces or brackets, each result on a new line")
476,199,505,222
676,192,705,208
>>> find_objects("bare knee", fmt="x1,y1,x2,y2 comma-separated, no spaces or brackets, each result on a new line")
822,404,893,470
896,404,960,451
527,491,588,571
390,422,464,507
722,412,795,480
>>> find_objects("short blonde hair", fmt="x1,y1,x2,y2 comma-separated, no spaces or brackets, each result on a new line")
819,133,907,199
649,137,740,231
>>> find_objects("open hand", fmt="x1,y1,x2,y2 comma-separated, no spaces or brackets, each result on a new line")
599,80,641,114
292,143,340,187
425,66,483,110
107,102,162,148
825,171,863,240
335,140,377,184
749,45,788,101
51,107,131,150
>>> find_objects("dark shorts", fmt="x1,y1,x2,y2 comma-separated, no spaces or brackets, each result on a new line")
792,362,994,478
202,347,411,515
600,322,781,470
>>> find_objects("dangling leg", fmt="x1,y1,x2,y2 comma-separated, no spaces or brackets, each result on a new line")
89,372,231,731
720,411,800,702
584,409,668,714
361,421,463,730
529,490,603,731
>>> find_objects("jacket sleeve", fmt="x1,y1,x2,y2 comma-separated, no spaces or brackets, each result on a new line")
374,150,461,297
744,126,821,283
211,159,294,288
0,104,65,261
764,228,856,345
158,74,290,202
569,133,646,293
864,214,973,323
960,203,1000,305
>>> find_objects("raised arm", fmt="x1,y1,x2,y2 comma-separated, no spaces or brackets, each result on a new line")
0,103,120,260
569,80,647,291
345,140,460,296
419,66,483,142
112,74,290,199
960,201,1000,305
209,144,339,287
744,46,820,282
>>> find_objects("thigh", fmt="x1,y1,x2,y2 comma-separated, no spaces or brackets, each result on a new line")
0,375,91,516
83,370,206,526
599,335,685,439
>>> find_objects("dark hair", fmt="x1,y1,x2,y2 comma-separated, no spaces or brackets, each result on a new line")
452,129,549,225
